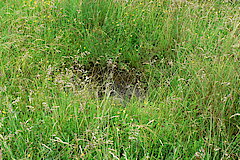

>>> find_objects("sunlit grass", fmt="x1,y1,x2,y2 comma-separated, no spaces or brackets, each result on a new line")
0,0,239,159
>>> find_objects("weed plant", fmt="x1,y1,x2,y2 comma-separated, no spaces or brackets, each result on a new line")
0,0,239,159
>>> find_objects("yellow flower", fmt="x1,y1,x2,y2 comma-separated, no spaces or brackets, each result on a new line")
81,153,85,157
2,111,7,114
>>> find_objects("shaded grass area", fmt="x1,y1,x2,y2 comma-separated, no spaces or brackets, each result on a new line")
0,0,239,159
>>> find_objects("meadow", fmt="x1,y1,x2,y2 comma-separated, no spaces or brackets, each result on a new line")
0,0,239,159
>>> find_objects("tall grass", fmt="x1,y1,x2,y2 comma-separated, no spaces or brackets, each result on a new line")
0,0,239,159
